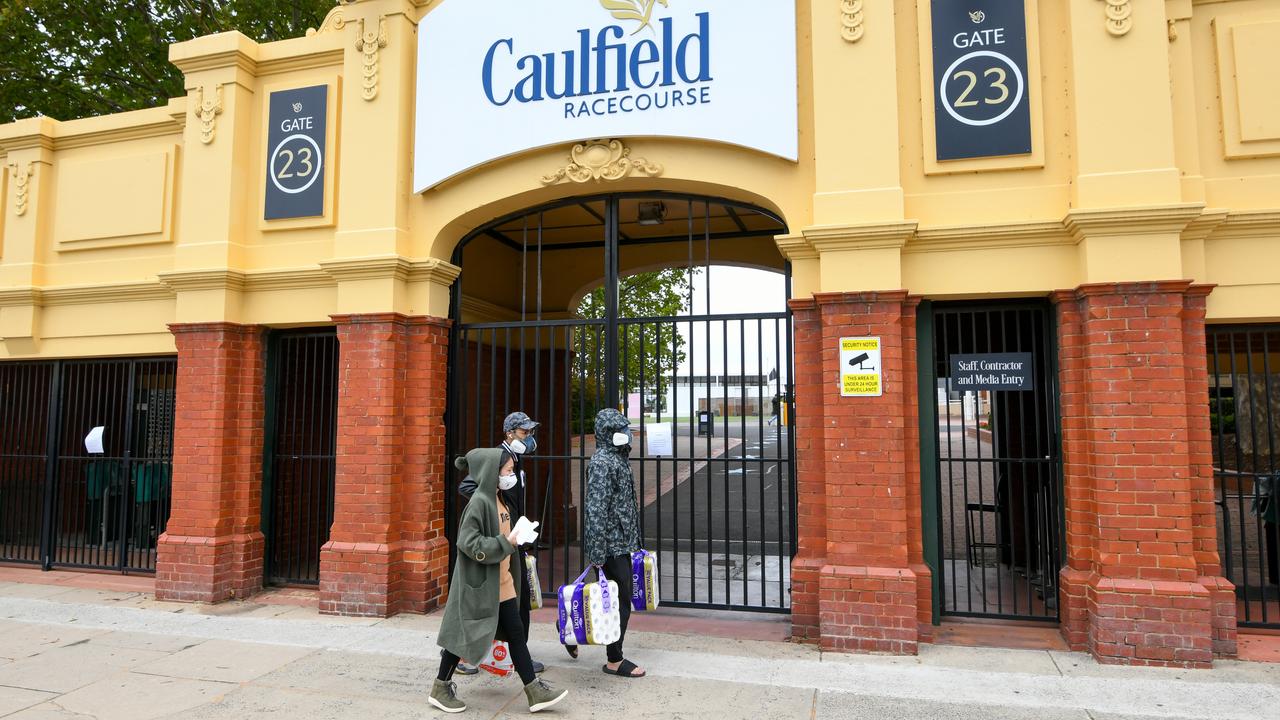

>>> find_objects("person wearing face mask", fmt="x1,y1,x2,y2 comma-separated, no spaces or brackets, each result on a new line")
572,408,646,678
453,412,545,676
431,448,568,714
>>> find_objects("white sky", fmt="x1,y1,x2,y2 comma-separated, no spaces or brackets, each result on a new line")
676,266,789,379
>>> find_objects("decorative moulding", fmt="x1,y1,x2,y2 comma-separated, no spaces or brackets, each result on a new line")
1100,0,1133,37
40,282,173,307
1206,210,1280,241
242,267,336,293
0,287,43,308
8,161,34,216
1180,208,1230,243
406,258,462,286
308,4,351,36
775,234,820,262
802,221,919,253
840,1,865,43
355,16,389,101
1063,204,1205,242
193,85,224,144
157,268,249,293
541,139,663,185
320,256,460,286
907,221,1071,254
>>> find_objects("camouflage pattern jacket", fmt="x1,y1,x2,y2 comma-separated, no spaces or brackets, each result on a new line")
583,409,641,566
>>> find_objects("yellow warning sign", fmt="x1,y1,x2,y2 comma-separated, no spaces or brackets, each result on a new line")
839,336,882,397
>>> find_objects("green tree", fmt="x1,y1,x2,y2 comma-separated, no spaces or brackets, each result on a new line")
0,1,334,124
571,268,697,429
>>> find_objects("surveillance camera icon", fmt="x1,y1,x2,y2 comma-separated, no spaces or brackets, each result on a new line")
848,352,874,371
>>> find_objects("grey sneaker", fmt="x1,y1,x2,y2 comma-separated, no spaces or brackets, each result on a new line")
524,678,568,713
456,661,479,676
428,679,466,714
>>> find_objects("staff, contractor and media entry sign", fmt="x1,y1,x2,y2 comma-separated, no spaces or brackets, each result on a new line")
840,337,882,397
413,0,798,192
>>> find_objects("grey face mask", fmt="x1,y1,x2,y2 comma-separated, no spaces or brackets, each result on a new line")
508,435,537,454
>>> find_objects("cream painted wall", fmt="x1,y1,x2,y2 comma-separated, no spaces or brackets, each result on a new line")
2,0,1279,360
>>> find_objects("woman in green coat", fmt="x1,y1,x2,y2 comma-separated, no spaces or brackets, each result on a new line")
430,447,569,714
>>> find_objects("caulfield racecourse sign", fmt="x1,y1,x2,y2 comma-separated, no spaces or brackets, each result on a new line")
414,0,798,192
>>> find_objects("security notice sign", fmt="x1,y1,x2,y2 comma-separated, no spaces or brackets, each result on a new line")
840,337,882,397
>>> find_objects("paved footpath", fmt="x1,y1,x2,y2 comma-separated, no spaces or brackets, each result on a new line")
1,578,1278,720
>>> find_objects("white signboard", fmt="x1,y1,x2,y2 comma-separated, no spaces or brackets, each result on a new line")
839,337,882,397
414,0,798,192
645,423,674,457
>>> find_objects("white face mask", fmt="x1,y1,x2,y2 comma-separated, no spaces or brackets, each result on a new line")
498,473,519,491
508,438,528,455
612,431,631,447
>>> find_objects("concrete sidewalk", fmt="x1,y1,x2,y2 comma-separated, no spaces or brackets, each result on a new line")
1,577,1279,720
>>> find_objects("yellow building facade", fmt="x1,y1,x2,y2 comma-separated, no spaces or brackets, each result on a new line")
1,0,1278,667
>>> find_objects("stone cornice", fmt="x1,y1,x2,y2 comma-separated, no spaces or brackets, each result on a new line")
0,117,58,153
41,282,173,307
320,256,461,286
1064,204,1205,242
0,287,43,307
802,221,919,253
169,32,260,76
157,269,249,293
1180,208,1230,243
774,234,819,261
257,47,347,76
407,258,462,286
1207,210,1280,241
242,267,336,292
908,221,1070,253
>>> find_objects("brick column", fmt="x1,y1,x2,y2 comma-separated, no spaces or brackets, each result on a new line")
789,299,824,642
793,291,922,654
321,313,451,617
400,317,452,613
1053,282,1233,667
156,323,266,603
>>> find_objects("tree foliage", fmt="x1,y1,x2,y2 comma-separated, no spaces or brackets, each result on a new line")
571,268,697,428
0,0,334,123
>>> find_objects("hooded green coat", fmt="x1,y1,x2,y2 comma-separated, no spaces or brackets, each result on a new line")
436,447,521,665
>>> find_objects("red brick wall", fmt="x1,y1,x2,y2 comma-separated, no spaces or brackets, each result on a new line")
320,314,452,617
789,292,922,654
1053,282,1234,667
156,323,266,603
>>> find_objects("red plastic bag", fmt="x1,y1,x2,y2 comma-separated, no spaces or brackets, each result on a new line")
478,640,514,677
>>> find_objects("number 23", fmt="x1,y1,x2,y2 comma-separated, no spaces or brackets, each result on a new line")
953,67,1010,108
277,147,315,180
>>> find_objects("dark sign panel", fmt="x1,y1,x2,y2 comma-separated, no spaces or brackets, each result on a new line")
265,85,327,220
931,1,1032,161
950,353,1035,391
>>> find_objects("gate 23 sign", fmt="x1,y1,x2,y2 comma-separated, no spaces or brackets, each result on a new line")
931,1,1032,161
265,85,327,220
413,0,798,192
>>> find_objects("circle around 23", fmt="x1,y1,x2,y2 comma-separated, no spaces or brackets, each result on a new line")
939,49,1025,128
269,134,324,195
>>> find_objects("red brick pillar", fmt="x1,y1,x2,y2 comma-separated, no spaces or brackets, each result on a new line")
321,314,451,617
1053,282,1233,667
794,291,922,654
156,323,266,603
789,299,824,642
401,317,452,612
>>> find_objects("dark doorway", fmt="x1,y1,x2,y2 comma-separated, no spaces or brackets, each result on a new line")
920,301,1063,621
263,330,338,586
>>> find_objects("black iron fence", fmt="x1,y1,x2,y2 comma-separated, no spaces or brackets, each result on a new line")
922,302,1063,621
1208,324,1280,628
263,330,338,586
0,358,176,573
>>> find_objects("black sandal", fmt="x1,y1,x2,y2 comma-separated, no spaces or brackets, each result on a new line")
602,659,645,678
563,644,578,659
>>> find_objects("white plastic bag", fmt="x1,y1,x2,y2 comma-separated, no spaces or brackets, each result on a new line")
478,640,514,677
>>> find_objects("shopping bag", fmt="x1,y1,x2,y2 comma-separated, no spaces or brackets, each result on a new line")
630,549,660,611
478,640,514,677
556,566,621,646
525,554,542,610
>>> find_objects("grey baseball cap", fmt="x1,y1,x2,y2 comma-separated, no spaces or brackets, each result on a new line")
503,411,540,433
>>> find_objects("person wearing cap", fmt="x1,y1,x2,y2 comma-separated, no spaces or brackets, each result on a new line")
453,411,545,675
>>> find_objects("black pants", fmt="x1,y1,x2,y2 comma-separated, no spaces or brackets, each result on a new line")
601,554,633,663
438,599,536,685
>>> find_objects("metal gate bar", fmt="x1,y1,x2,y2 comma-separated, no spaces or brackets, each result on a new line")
0,363,53,565
263,330,338,586
928,303,1062,621
446,193,794,612
1208,324,1280,628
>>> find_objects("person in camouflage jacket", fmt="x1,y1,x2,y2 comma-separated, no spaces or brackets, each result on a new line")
571,408,646,678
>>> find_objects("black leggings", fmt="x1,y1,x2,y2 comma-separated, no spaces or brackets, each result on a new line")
566,554,632,663
438,599,536,685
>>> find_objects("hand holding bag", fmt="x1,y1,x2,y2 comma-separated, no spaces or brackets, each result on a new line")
630,549,660,611
525,554,542,610
556,566,621,646
478,640,515,677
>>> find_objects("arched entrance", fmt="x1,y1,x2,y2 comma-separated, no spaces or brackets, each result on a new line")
446,193,795,611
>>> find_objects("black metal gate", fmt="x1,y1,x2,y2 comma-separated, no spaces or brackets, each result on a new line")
0,357,176,573
262,330,338,586
447,194,796,611
1208,324,1280,628
919,302,1063,621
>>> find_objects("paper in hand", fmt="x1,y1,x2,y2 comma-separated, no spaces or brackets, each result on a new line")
85,426,105,454
513,516,540,545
